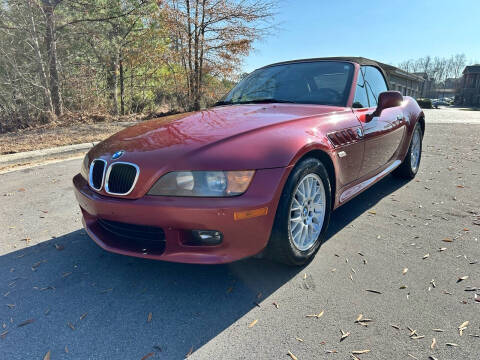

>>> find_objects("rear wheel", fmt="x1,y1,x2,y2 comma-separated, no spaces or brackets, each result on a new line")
394,122,423,179
267,158,332,266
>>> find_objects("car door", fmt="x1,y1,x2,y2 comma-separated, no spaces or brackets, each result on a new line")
352,66,406,177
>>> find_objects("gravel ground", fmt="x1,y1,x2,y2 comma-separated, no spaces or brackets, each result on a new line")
0,108,479,359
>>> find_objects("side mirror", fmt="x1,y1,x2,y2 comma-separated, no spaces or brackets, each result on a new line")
368,91,403,120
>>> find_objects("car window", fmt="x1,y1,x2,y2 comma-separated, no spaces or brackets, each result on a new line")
222,61,354,107
352,68,369,108
363,66,388,106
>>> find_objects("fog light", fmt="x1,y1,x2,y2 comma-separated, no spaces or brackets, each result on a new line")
191,230,223,245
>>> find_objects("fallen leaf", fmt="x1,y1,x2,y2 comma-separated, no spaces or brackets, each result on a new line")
365,289,382,294
287,351,298,360
446,343,459,347
402,268,408,275
442,238,453,242
147,312,152,323
458,321,469,329
248,319,258,328
18,319,34,327
411,335,425,340
407,354,419,360
65,345,69,353
367,210,376,215
432,329,445,332
306,311,324,318
80,313,87,320
54,244,64,251
439,247,447,252
390,324,400,330
43,351,51,360
423,253,430,259
457,276,469,283
399,285,408,289
355,314,363,322
141,353,154,360
272,302,279,309
67,322,75,330
325,350,337,354
0,330,8,338
295,337,304,342
431,338,436,350
340,329,350,341
352,350,370,354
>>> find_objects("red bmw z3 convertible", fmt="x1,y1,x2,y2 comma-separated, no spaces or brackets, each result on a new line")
73,57,424,266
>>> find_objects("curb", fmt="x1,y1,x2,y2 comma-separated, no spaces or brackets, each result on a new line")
0,142,98,167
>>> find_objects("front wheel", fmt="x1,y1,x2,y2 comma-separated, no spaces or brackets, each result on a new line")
394,123,423,179
267,158,332,266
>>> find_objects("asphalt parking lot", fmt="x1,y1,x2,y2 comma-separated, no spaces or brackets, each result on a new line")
0,108,479,359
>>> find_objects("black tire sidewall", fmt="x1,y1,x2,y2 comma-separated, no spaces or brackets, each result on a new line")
406,123,423,177
273,158,332,265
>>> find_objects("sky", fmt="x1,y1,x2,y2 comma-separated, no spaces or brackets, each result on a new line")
242,0,480,72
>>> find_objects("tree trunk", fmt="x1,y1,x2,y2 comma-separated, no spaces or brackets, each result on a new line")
109,51,119,115
42,1,63,117
119,54,125,115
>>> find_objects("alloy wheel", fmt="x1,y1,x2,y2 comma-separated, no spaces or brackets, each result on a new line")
288,173,326,251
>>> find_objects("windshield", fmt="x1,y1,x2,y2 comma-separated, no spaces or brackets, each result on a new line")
221,61,354,107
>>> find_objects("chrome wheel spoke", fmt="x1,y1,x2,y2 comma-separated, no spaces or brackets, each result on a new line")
289,173,326,251
410,128,421,172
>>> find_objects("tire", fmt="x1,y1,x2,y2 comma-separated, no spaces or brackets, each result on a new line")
393,122,423,179
267,158,332,266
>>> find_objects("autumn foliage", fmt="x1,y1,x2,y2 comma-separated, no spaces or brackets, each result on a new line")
0,0,276,132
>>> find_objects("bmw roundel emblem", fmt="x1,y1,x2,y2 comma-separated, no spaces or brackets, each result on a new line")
111,150,125,160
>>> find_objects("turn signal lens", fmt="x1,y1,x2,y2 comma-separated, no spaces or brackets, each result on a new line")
234,207,268,221
226,170,255,195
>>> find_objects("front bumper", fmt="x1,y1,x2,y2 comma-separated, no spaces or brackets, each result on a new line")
73,167,287,264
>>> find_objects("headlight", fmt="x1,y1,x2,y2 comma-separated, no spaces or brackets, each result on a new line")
148,170,255,197
80,154,90,180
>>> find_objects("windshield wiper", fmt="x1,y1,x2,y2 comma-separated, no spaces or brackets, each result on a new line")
217,98,297,106
213,100,233,106
213,98,298,107
238,98,297,104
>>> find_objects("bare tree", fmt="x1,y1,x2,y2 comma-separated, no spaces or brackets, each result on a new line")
162,0,276,110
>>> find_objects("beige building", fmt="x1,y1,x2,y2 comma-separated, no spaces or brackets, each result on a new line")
377,62,425,98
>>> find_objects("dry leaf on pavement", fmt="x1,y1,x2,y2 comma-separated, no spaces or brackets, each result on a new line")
248,319,258,328
18,319,34,327
287,351,298,360
352,350,370,354
306,310,324,318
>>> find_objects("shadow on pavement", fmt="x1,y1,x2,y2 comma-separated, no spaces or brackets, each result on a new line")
326,174,409,239
0,174,409,359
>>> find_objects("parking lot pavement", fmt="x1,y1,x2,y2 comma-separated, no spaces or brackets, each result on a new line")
0,114,479,359
423,107,480,124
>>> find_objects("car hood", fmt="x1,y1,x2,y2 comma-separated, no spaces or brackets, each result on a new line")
88,103,346,198
91,103,341,162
